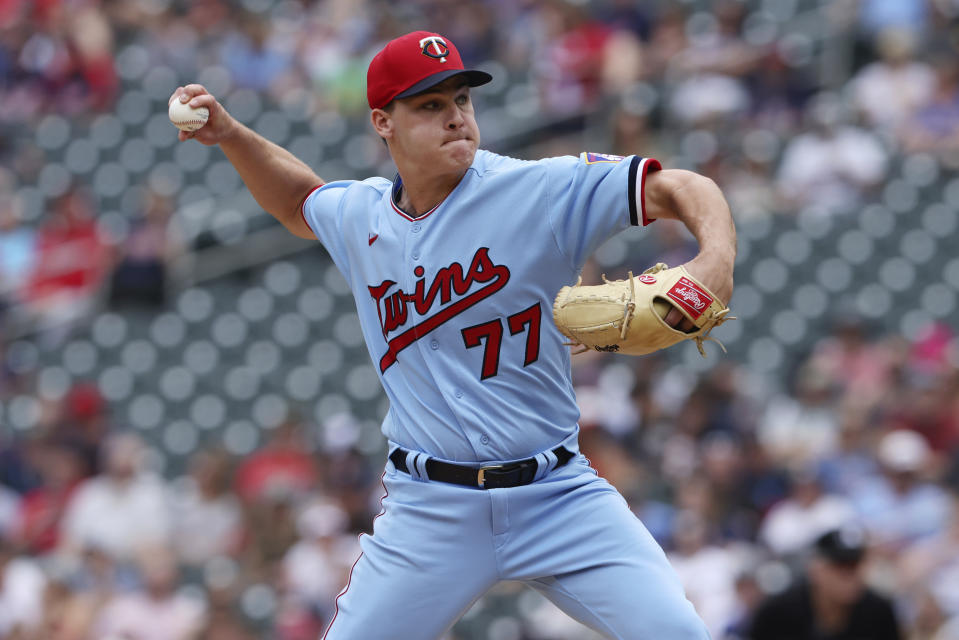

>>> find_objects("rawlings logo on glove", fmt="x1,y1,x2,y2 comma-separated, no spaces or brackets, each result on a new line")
552,263,734,357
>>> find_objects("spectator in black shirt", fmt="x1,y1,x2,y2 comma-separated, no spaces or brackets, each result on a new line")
749,526,901,640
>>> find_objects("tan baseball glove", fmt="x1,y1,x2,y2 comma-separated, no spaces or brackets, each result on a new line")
552,263,733,357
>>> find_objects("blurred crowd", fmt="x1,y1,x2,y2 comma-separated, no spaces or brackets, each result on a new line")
0,183,182,345
0,313,957,639
570,315,959,640
0,0,958,639
0,387,374,639
2,0,959,332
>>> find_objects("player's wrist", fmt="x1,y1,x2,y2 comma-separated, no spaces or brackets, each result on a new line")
693,248,735,272
216,116,248,147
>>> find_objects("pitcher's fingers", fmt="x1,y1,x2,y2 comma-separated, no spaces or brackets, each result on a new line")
181,83,209,98
664,308,682,327
664,308,694,331
186,93,215,109
169,86,184,106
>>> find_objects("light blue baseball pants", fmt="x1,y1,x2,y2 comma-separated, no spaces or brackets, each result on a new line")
322,447,710,640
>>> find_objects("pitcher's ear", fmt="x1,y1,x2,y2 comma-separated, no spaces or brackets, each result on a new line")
371,107,393,140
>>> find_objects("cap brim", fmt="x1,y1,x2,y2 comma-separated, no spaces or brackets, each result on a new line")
822,550,865,566
394,69,492,101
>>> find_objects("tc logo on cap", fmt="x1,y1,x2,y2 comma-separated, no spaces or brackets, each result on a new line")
366,30,492,109
419,36,449,62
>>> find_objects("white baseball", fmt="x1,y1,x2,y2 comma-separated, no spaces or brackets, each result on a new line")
168,98,209,132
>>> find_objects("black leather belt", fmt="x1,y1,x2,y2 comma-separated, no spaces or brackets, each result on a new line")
389,446,575,489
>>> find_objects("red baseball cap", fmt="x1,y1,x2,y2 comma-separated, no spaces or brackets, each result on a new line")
367,31,492,110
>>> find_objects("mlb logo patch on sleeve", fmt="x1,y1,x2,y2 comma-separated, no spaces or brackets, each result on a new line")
583,152,626,164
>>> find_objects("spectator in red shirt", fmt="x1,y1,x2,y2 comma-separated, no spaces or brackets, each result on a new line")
536,1,612,114
58,382,111,477
15,441,85,555
24,188,110,340
234,417,319,504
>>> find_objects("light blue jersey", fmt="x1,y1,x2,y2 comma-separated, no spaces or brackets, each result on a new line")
302,150,661,462
304,149,711,640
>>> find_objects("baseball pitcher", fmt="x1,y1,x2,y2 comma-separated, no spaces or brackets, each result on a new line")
169,30,735,640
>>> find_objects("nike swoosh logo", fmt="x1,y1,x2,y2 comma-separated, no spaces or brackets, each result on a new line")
369,234,379,246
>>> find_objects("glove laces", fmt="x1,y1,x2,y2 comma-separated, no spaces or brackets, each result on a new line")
692,307,734,357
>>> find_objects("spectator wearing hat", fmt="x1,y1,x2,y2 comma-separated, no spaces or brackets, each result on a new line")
749,526,901,640
58,433,171,561
758,462,858,558
852,430,952,551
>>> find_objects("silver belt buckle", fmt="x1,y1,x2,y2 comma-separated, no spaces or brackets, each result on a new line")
477,464,504,488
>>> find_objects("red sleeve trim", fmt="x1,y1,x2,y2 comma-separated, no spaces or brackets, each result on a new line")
639,158,662,226
298,182,326,229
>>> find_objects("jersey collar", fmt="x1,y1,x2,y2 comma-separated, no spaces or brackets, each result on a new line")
390,175,441,222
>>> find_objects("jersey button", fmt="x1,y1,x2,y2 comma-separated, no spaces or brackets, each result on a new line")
412,224,421,233
430,339,439,350
480,435,490,445
454,389,464,399
412,251,420,261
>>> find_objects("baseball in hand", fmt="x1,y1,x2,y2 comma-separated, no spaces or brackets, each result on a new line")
168,97,209,132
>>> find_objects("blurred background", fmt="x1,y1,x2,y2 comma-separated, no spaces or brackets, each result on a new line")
0,0,958,638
